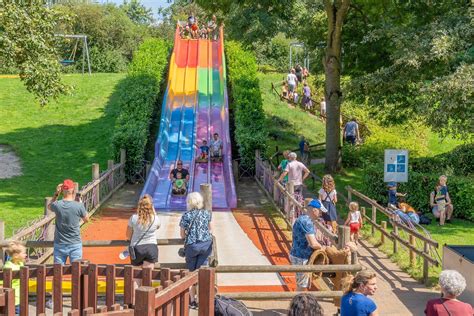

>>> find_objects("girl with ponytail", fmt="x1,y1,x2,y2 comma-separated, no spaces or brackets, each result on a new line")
340,270,379,316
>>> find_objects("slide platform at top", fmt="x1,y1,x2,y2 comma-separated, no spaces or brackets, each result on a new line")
142,26,237,211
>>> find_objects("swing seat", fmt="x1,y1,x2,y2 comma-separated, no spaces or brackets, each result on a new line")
60,59,75,66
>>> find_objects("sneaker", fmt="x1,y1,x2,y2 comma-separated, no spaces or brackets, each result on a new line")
189,301,199,310
45,299,53,309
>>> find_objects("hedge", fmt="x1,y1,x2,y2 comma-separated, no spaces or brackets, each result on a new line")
362,163,474,221
112,38,170,178
226,41,267,172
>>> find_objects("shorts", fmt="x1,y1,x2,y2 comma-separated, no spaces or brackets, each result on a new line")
191,24,198,31
345,135,356,145
288,83,296,92
289,254,309,288
54,243,82,264
131,243,158,266
185,240,213,271
350,222,360,233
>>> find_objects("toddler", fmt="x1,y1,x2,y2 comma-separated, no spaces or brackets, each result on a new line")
4,241,27,314
344,202,362,244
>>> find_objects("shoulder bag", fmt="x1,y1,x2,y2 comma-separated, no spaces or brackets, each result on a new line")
129,215,155,261
178,210,202,257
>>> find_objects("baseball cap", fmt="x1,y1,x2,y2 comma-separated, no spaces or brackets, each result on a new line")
308,199,328,213
62,179,75,190
387,181,397,187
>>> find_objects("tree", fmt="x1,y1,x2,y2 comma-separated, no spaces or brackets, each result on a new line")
120,0,154,25
323,0,351,173
0,2,69,106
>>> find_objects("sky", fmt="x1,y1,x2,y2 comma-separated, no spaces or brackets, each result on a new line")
97,0,172,17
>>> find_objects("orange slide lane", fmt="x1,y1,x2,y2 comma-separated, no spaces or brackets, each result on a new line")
82,207,135,264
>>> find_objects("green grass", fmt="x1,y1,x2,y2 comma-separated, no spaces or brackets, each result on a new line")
257,70,473,286
0,73,125,236
258,72,326,154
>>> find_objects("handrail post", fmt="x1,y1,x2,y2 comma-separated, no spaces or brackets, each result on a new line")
0,221,4,267
198,268,215,316
361,207,366,225
287,181,295,223
371,205,376,236
423,241,429,285
393,223,399,254
92,163,100,207
337,226,351,250
135,286,156,315
232,160,239,183
409,235,416,266
347,187,352,203
120,148,126,179
44,197,54,241
200,183,212,212
381,221,387,244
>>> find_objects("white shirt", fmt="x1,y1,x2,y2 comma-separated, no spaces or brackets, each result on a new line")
287,73,297,85
284,160,308,186
318,188,337,202
350,211,361,223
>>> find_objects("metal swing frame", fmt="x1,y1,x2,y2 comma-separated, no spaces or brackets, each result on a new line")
289,42,309,72
55,34,92,75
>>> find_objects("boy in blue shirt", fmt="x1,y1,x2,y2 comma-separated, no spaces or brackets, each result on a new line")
387,182,406,208
199,140,209,161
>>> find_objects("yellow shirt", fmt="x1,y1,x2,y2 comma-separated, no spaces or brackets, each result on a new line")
3,260,24,305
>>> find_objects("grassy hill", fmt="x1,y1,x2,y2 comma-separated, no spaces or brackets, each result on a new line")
0,73,125,236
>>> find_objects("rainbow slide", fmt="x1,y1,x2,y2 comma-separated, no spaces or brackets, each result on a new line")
142,27,237,210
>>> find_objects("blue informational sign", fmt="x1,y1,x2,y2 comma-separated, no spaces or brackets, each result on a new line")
384,149,409,183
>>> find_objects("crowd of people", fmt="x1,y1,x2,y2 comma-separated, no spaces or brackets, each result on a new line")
178,14,219,40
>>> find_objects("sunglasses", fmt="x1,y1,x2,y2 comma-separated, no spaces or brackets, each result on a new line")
177,163,183,165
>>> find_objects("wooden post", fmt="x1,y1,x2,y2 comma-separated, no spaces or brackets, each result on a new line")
92,163,100,206
287,181,295,223
361,207,366,225
423,241,429,285
3,288,15,316
44,197,54,241
409,235,416,266
135,287,155,316
198,268,215,316
255,149,261,160
347,188,352,203
0,221,4,267
200,183,212,211
337,226,351,250
107,160,114,170
393,223,399,254
381,221,387,244
120,149,126,179
232,160,239,182
371,205,376,236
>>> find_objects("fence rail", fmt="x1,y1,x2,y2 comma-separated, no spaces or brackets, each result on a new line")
346,186,440,284
0,287,15,316
0,150,128,266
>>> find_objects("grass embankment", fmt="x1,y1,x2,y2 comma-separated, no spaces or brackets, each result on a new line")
258,72,325,153
0,73,125,236
257,70,474,286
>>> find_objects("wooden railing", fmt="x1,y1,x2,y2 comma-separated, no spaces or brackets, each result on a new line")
0,287,15,316
0,261,197,316
346,186,440,284
255,151,340,246
0,150,127,265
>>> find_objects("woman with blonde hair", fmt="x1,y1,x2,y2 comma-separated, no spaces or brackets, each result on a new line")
319,174,338,232
126,194,161,268
340,270,378,316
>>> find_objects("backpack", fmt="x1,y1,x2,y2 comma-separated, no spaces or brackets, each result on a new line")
214,295,252,316
419,214,432,225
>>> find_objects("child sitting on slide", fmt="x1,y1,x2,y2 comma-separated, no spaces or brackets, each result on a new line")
172,172,187,195
199,140,209,161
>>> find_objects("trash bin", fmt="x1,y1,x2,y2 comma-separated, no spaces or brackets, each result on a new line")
442,245,474,305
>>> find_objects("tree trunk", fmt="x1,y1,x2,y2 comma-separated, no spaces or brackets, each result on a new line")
323,0,351,173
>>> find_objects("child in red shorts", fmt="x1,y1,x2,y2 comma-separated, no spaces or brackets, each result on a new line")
345,202,362,244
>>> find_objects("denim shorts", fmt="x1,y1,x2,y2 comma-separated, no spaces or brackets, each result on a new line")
54,243,82,264
185,240,213,272
289,254,309,288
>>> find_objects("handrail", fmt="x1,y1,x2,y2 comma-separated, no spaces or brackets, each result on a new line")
216,264,362,273
0,239,185,248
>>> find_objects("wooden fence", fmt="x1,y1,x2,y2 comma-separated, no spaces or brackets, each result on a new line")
0,149,127,265
0,287,15,316
346,186,440,284
255,151,344,248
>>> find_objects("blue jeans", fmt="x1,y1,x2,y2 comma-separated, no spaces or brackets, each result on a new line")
185,240,212,272
53,243,82,264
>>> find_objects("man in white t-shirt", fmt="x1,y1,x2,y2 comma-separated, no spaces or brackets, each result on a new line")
278,152,310,194
287,69,298,99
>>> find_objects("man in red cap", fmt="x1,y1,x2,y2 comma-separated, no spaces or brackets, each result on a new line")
48,179,89,264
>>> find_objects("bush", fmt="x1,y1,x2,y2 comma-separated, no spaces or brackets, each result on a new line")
226,41,268,172
88,46,128,73
362,164,474,221
112,38,170,177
